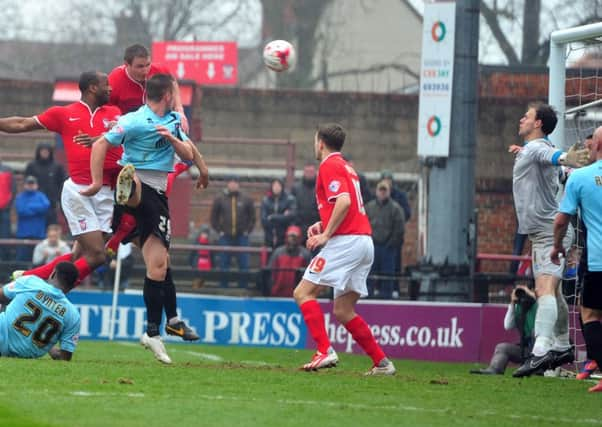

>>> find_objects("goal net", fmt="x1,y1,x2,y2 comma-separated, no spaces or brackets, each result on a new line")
549,22,602,377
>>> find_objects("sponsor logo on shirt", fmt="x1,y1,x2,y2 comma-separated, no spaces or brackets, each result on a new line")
328,180,341,192
68,117,80,122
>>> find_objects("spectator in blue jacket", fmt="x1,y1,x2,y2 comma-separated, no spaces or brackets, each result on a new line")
15,175,50,262
261,178,297,249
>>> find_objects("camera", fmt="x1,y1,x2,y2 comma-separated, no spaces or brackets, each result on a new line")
514,287,535,310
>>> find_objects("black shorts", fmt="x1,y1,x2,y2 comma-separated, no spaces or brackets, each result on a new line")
581,270,602,310
112,183,171,249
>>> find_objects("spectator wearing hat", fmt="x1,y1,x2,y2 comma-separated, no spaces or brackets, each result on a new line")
267,225,311,297
380,169,411,274
261,178,297,249
15,175,50,262
210,175,256,287
365,180,405,299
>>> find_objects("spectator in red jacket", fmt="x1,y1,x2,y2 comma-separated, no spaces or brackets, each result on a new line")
268,225,311,297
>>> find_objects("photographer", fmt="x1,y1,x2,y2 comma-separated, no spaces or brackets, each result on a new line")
470,285,537,375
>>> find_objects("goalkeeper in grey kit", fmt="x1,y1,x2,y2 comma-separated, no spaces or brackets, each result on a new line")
511,102,589,377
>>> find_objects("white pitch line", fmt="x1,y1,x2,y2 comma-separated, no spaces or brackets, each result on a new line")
70,391,145,398
194,394,602,425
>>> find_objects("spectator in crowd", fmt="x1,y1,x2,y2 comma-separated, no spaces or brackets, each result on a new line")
24,143,66,226
291,163,320,244
261,178,297,249
210,175,256,288
380,169,411,273
470,285,537,375
345,154,372,203
365,180,405,299
15,176,50,262
32,224,71,267
268,225,311,297
0,157,16,259
191,225,213,272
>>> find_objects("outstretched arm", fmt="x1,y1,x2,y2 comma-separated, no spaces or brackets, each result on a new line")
0,116,43,133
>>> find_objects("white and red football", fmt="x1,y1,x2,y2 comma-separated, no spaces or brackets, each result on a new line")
263,40,296,72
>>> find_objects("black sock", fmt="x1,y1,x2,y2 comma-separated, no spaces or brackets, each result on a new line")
163,268,178,321
143,276,164,335
583,321,602,368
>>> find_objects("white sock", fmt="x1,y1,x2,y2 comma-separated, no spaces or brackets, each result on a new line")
552,294,571,350
532,295,557,356
168,317,180,325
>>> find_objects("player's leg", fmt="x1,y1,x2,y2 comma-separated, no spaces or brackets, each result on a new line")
335,235,395,375
164,260,199,341
115,164,141,207
294,278,338,370
105,205,137,258
514,234,564,377
140,234,171,364
579,271,602,392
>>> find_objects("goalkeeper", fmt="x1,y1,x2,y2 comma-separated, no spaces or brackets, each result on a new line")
511,102,589,378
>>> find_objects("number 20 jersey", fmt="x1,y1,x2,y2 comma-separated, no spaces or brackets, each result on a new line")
315,152,372,236
0,276,80,358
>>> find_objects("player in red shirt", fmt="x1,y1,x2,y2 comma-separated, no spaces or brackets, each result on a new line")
293,123,396,375
105,44,209,255
0,71,123,284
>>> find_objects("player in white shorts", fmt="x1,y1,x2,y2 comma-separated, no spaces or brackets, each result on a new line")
0,71,124,284
293,123,395,376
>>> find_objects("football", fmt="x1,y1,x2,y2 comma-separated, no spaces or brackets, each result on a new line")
263,40,296,72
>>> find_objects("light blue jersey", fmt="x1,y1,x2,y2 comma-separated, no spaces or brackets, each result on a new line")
559,160,602,271
105,105,189,172
0,276,80,358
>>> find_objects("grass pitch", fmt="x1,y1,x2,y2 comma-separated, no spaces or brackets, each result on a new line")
0,340,599,427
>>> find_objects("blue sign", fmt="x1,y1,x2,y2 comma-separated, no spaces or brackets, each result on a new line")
68,290,306,349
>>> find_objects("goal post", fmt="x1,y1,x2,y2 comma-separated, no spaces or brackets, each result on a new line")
548,22,602,150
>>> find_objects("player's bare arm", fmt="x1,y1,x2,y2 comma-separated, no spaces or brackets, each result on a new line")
551,212,571,264
306,194,351,251
192,144,209,189
80,137,110,196
156,125,193,160
172,81,189,134
49,347,73,361
307,221,323,238
0,116,43,133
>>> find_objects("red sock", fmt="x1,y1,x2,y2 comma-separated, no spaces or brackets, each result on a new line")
23,253,72,279
73,257,93,286
344,315,386,365
300,300,331,353
106,212,137,255
166,162,191,196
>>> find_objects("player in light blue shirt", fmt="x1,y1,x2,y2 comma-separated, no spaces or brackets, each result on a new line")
0,261,80,360
81,73,198,365
552,126,602,393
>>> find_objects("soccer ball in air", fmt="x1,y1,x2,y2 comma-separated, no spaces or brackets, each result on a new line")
263,40,296,72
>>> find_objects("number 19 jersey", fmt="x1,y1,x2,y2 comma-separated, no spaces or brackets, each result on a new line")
316,152,371,236
0,276,80,358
